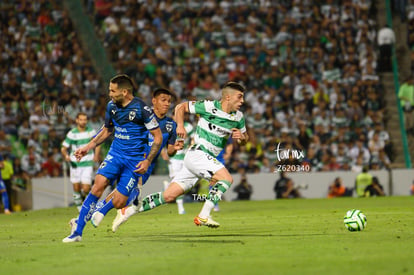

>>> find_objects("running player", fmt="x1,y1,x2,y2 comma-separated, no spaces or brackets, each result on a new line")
63,74,162,243
112,82,248,230
89,88,183,227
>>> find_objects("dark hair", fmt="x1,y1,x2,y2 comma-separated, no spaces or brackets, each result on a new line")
152,88,177,101
76,112,88,119
222,82,246,93
110,74,135,93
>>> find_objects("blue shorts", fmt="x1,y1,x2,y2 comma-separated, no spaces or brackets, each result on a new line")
141,163,155,185
97,154,145,197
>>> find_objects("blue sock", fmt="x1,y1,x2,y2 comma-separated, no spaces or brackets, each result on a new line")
75,193,99,236
95,200,106,212
98,198,114,216
1,191,10,210
127,188,139,206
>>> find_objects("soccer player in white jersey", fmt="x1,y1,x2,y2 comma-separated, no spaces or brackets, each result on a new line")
112,82,248,230
61,112,100,212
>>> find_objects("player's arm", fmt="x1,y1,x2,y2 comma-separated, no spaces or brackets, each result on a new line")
61,146,70,162
166,122,183,157
232,128,248,146
93,145,101,162
174,102,190,139
161,148,169,161
223,143,234,161
167,139,184,157
135,127,162,174
74,127,112,161
146,127,162,163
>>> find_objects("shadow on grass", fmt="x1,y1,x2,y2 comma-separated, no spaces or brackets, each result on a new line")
135,233,329,244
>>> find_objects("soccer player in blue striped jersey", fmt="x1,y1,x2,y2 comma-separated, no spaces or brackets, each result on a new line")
63,74,162,243
89,88,183,228
112,82,248,230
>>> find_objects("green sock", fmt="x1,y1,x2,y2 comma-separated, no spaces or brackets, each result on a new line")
139,192,165,212
207,180,231,204
73,191,82,207
73,191,82,212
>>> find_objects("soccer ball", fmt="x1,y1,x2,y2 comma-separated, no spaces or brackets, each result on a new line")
344,209,367,231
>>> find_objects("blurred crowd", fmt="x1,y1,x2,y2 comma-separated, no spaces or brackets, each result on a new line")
0,0,395,187
0,1,104,186
87,0,392,173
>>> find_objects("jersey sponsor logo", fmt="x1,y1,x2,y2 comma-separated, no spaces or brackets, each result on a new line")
114,133,130,140
208,123,229,135
115,126,127,133
111,109,116,115
129,111,136,121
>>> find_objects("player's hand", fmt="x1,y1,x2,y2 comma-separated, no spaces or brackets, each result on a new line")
64,155,71,162
93,155,100,163
231,128,245,144
174,139,184,151
176,124,187,139
134,159,150,174
74,146,89,162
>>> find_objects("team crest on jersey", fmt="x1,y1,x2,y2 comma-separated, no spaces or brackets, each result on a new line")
166,122,173,132
144,106,151,112
129,111,136,121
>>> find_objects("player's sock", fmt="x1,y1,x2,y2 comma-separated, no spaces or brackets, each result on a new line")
199,180,231,218
126,188,139,206
1,191,10,211
138,192,165,212
73,191,82,212
95,199,106,212
98,198,114,216
75,193,99,235
176,195,185,214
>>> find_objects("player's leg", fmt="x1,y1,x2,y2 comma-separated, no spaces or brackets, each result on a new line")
70,167,83,212
80,166,92,207
169,159,185,214
63,174,109,242
195,167,232,227
112,165,198,232
0,180,11,214
185,150,230,227
92,158,143,228
63,156,120,242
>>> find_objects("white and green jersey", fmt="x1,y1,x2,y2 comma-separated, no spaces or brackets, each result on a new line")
188,100,246,157
62,126,96,168
170,121,194,161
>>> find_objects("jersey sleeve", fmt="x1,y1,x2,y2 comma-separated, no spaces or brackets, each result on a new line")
238,115,247,134
142,104,159,130
61,131,73,148
188,100,206,115
168,121,177,145
104,102,114,129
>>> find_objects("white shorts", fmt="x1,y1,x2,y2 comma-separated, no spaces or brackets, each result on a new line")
168,158,184,179
70,166,93,185
172,149,224,191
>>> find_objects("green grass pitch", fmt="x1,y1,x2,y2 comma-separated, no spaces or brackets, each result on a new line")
1,196,413,275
